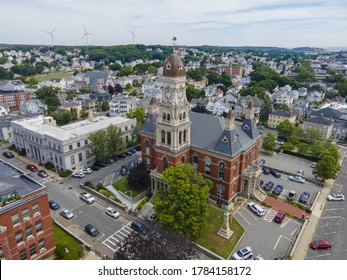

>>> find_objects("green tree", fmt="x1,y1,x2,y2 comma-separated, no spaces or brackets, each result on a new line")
262,132,276,152
297,142,309,154
0,57,7,64
35,86,60,113
117,66,134,77
314,155,339,180
309,143,326,158
0,67,13,80
321,146,339,163
106,124,124,157
288,126,304,145
127,163,150,190
109,62,122,71
259,95,271,124
101,101,109,112
88,130,108,161
221,72,232,88
153,163,212,238
281,142,294,151
27,77,38,86
305,128,323,143
276,119,294,140
127,107,146,143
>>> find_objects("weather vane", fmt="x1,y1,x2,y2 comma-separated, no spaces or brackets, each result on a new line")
172,36,177,52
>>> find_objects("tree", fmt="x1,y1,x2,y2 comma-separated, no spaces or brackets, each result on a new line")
262,132,276,152
0,67,14,80
106,124,124,157
101,101,109,112
88,130,108,161
276,119,294,140
127,163,150,190
116,223,199,260
297,142,309,154
309,143,326,158
321,146,339,163
288,126,304,145
314,155,339,180
153,163,212,238
259,95,271,124
108,85,115,95
281,142,294,151
115,84,123,93
35,86,60,113
305,128,323,143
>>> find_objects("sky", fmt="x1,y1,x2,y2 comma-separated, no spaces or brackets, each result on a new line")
0,0,347,48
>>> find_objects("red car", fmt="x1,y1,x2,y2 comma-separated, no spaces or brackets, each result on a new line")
274,211,286,223
309,239,333,250
26,164,38,172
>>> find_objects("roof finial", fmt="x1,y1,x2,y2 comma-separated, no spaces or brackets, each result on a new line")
172,36,177,52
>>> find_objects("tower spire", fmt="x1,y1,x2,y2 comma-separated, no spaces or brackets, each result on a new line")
225,109,235,131
245,99,254,119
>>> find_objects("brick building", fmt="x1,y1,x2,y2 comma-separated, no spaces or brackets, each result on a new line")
0,159,55,260
140,53,261,207
0,92,30,111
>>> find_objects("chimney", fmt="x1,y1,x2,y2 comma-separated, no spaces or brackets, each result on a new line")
43,116,56,126
87,109,94,122
245,100,254,119
225,109,235,130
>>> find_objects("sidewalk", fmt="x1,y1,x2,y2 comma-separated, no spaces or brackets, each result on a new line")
105,184,142,211
291,179,334,260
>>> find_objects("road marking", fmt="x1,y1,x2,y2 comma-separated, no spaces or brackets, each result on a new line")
264,209,277,223
237,212,251,225
280,218,290,228
242,206,258,221
324,232,337,235
273,235,292,250
316,253,331,257
325,208,345,211
291,226,300,236
96,233,105,241
321,216,341,219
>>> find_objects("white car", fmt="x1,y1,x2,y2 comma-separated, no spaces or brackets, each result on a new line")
289,175,305,184
248,202,265,216
72,171,85,178
105,207,120,219
80,192,95,204
311,162,317,168
232,247,253,260
80,167,92,174
253,255,265,260
327,193,345,201
60,208,74,220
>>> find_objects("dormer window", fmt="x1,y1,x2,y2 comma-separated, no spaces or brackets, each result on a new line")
178,64,183,69
166,63,171,70
222,136,228,142
243,124,249,130
146,118,151,123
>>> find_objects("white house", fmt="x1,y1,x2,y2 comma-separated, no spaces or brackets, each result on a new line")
109,95,139,117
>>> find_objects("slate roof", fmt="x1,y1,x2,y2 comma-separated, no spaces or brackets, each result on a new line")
270,110,294,118
305,116,333,126
310,107,343,120
142,113,158,135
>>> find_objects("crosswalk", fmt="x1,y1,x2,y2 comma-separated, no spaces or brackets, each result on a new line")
102,222,134,252
264,209,277,222
39,177,55,184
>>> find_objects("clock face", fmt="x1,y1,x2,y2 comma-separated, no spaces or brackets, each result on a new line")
165,90,171,99
178,90,183,99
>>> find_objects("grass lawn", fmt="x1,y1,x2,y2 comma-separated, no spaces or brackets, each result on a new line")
112,176,145,197
53,222,84,260
195,205,245,259
33,71,73,83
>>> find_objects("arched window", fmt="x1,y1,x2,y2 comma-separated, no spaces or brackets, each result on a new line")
179,131,182,145
145,139,150,155
204,157,211,175
183,130,187,142
232,183,236,194
167,132,171,145
181,156,185,163
146,157,150,168
162,112,166,121
246,153,251,167
183,112,186,119
167,114,171,121
218,161,225,181
163,157,168,170
179,113,182,120
192,155,199,169
233,162,237,177
161,130,165,143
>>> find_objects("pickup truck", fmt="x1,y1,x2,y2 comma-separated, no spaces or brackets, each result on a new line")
80,192,95,204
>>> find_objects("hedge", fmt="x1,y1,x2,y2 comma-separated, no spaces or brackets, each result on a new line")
282,149,320,162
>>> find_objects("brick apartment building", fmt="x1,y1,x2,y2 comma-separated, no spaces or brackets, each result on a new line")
0,159,55,260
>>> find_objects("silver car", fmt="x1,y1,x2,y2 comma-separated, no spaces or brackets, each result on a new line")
60,208,74,220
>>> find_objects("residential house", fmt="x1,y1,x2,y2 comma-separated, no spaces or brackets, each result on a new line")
116,77,133,88
268,110,296,128
109,95,139,117
306,91,325,103
61,101,83,118
143,88,161,101
303,115,334,139
234,95,262,120
20,99,46,115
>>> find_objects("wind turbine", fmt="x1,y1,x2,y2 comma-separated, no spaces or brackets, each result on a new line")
128,28,136,44
43,27,56,46
81,25,94,47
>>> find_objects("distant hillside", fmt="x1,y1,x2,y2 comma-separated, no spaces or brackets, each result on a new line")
292,47,325,52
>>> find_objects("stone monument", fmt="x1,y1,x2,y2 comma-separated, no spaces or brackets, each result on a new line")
217,206,233,239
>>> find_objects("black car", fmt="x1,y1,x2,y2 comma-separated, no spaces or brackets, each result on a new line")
262,167,270,175
258,159,266,166
85,224,100,237
270,169,281,178
120,165,128,176
105,158,114,164
130,220,147,234
38,170,48,178
272,185,284,195
299,191,310,204
260,179,264,186
95,161,107,168
49,200,60,210
118,154,126,159
3,151,14,158
90,165,101,171
264,181,274,191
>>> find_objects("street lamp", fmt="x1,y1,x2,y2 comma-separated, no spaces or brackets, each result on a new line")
51,155,58,175
124,190,133,219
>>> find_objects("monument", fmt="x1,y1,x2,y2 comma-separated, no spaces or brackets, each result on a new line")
217,206,234,239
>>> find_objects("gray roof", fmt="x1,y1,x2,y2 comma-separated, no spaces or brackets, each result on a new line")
84,71,109,86
305,116,332,126
142,113,158,135
270,110,294,118
310,107,343,119
333,121,347,129
241,118,260,140
237,96,262,108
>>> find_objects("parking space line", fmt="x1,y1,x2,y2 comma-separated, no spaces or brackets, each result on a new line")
325,208,344,211
321,216,341,219
105,239,117,246
316,253,331,258
103,242,117,252
280,218,290,228
291,226,300,236
242,206,259,221
324,232,337,235
118,231,129,238
96,233,105,241
273,235,292,250
237,212,251,225
264,209,277,223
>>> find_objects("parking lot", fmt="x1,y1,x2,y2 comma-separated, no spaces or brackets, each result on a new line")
233,202,302,260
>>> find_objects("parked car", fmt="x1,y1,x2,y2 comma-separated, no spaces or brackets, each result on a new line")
274,211,286,223
258,159,265,165
276,139,285,145
105,158,115,164
124,151,132,157
296,169,304,176
272,184,284,195
95,161,107,168
72,171,85,178
262,167,270,175
287,190,297,201
3,151,14,158
129,148,137,154
232,247,253,260
311,162,317,168
257,125,265,130
128,161,135,171
85,224,99,237
90,164,101,171
120,165,128,176
80,192,95,204
49,200,60,210
327,193,345,201
248,202,265,216
299,191,310,204
260,179,264,186
38,170,48,178
80,167,92,174
105,207,120,219
130,220,147,233
60,208,74,220
289,175,305,184
270,169,281,178
309,239,333,250
263,181,274,191
26,164,38,172
253,255,265,260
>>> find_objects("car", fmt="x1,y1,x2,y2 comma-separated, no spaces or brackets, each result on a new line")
60,208,74,220
80,167,92,174
257,125,265,130
135,145,141,151
85,224,99,237
258,159,265,165
260,179,264,186
327,193,345,201
112,156,120,161
296,169,304,176
48,200,60,210
38,170,48,178
80,192,95,204
262,167,270,175
263,181,274,191
253,255,265,260
270,169,281,178
106,112,111,117
105,207,120,219
232,247,253,260
248,202,265,216
299,191,310,204
124,151,132,157
274,211,286,223
272,184,284,195
309,239,333,250
3,151,14,158
276,139,285,145
90,164,101,171
95,161,107,168
72,171,85,178
105,158,114,164
129,148,137,154
130,220,147,233
128,161,135,171
289,175,305,184
311,162,317,168
287,190,297,201
26,164,38,172
118,154,126,159
120,165,128,176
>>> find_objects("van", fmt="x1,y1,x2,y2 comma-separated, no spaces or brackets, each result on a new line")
296,169,304,176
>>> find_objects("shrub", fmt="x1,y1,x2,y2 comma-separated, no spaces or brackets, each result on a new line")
58,169,72,177
282,149,320,162
96,182,104,191
44,162,55,170
109,195,116,200
136,197,149,212
19,148,26,156
84,181,94,189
